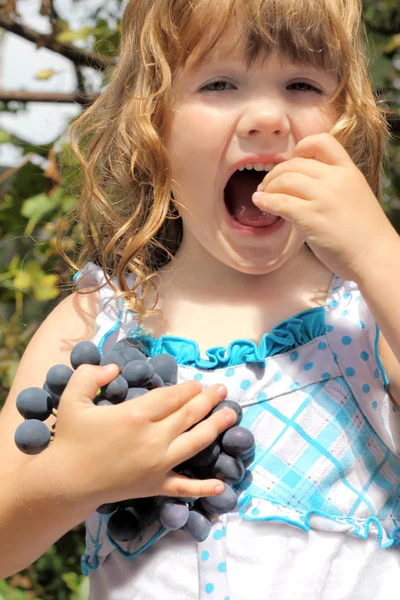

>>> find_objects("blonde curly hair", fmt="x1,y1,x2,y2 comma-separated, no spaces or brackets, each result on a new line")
58,0,391,328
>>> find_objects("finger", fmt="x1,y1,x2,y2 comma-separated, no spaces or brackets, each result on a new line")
60,363,120,405
252,191,307,221
295,133,353,167
159,472,225,499
258,172,316,201
166,404,237,468
257,157,323,192
166,383,228,436
142,380,204,420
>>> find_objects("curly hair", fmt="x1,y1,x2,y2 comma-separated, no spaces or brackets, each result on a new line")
57,0,392,330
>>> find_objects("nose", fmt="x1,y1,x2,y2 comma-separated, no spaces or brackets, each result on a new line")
237,97,290,139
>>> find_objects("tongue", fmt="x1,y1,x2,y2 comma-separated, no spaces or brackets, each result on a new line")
225,170,281,227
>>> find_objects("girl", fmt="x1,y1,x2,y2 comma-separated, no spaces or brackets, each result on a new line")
1,0,400,598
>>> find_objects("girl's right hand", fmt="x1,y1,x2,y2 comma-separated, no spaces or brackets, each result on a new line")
50,363,237,509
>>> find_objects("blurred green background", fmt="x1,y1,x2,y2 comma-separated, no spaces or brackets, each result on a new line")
0,0,399,598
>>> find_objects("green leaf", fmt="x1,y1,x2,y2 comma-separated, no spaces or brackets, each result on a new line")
56,26,92,43
0,130,13,144
21,193,58,235
33,274,60,301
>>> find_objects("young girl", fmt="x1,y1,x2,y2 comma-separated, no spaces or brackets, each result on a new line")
1,0,400,597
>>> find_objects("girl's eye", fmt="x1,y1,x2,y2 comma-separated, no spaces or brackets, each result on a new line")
288,82,323,94
200,80,235,92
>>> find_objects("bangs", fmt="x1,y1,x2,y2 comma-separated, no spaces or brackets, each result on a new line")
165,0,350,80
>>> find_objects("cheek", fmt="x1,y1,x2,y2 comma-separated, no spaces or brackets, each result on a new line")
292,106,337,137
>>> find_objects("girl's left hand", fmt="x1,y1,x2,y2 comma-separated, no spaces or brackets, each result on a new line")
252,133,399,282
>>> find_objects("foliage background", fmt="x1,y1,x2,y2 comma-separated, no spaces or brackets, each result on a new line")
0,0,399,597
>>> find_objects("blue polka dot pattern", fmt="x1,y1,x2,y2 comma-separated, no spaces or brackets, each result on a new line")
342,336,352,345
290,382,300,390
363,384,371,393
213,530,224,540
374,369,380,379
358,320,365,329
194,373,203,381
346,368,355,377
218,562,227,573
225,368,235,377
290,351,298,362
257,392,267,401
274,371,283,382
240,379,251,390
340,310,349,317
326,325,334,332
205,583,214,594
304,362,314,371
201,551,210,561
322,372,330,380
251,507,261,516
343,292,351,299
372,401,378,410
329,300,339,308
360,352,369,361
318,342,327,350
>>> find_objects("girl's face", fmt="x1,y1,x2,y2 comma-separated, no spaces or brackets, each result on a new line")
165,39,339,275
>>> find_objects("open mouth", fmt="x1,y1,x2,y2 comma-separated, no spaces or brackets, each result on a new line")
224,169,281,228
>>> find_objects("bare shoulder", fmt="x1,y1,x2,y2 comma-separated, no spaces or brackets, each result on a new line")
0,287,100,476
378,334,400,407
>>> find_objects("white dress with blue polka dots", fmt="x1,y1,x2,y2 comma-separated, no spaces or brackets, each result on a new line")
75,262,400,600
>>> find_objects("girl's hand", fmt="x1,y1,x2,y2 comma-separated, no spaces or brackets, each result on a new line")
252,133,399,282
49,364,237,509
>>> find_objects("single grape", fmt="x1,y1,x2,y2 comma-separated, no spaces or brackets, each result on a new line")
107,508,141,542
96,502,121,514
100,351,128,370
159,499,190,530
199,484,238,515
15,420,51,455
183,509,212,542
123,497,160,526
125,387,149,400
16,388,53,421
147,373,164,389
122,360,154,387
212,453,245,485
112,337,146,354
70,341,101,369
43,382,62,409
94,397,114,406
187,441,220,467
101,374,129,403
119,347,147,363
220,426,255,458
45,364,74,396
149,354,178,385
212,400,242,425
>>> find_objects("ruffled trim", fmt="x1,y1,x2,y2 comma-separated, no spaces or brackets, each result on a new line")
126,307,325,369
237,493,400,549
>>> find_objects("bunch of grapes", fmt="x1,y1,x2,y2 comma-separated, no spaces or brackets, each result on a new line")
14,336,255,543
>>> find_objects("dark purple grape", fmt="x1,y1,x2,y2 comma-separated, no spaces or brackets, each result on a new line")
187,441,220,467
147,373,164,389
183,509,212,542
119,347,147,363
199,484,238,515
14,420,51,455
159,499,189,530
220,426,255,458
101,375,129,403
122,497,160,526
16,387,53,421
112,337,146,355
212,453,245,485
212,400,242,425
45,364,74,396
100,351,128,370
125,387,149,400
94,397,113,406
96,502,121,514
107,508,141,542
122,360,154,387
70,341,101,369
149,354,178,385
43,382,62,409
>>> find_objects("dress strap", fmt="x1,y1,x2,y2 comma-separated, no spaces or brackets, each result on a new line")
325,275,400,457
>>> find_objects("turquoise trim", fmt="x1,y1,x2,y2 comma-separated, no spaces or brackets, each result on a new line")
375,325,390,390
127,307,325,368
106,525,167,559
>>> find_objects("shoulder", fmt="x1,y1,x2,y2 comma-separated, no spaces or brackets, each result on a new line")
0,286,101,476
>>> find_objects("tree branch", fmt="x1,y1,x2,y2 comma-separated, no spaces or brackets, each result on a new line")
0,90,95,105
0,11,115,71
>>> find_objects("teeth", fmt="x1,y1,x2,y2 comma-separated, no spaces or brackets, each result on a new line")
238,162,276,172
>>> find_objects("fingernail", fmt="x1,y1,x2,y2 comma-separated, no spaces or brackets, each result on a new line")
225,409,237,425
214,484,224,494
103,363,118,373
217,385,227,399
253,192,264,201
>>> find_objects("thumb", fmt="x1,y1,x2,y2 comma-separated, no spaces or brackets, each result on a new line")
60,363,120,405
